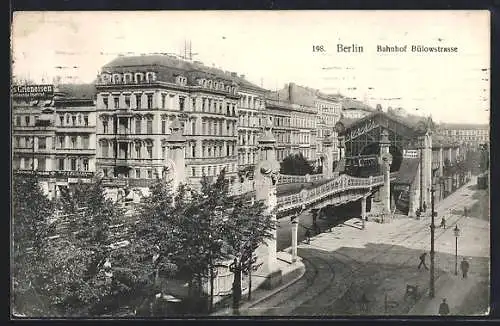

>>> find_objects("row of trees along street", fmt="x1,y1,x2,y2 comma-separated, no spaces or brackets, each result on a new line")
12,169,275,317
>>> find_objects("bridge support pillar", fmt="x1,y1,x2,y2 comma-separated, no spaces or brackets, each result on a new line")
291,217,298,263
379,130,393,222
361,195,367,229
255,118,281,277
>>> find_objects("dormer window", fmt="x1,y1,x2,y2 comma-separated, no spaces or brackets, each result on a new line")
146,72,156,82
124,73,132,84
113,74,122,84
135,73,144,83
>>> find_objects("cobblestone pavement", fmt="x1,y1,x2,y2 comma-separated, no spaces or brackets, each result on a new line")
245,176,490,316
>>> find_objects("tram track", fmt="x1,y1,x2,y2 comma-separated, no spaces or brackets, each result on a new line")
250,180,479,315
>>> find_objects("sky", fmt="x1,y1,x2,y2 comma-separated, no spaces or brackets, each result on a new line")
11,10,490,124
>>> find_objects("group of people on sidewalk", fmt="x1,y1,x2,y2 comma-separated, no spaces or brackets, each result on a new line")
417,252,471,316
418,253,470,278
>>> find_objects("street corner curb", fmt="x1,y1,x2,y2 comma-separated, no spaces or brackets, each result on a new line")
246,261,306,309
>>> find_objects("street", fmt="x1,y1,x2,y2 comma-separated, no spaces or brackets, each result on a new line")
244,176,489,316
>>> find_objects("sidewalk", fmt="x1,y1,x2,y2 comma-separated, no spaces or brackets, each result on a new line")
211,250,306,316
409,272,487,315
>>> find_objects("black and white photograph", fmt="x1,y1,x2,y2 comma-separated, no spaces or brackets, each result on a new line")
11,10,490,317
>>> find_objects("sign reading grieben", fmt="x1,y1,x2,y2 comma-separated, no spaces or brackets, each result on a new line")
11,84,54,99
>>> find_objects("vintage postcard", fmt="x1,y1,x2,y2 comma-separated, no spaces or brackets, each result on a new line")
11,10,490,318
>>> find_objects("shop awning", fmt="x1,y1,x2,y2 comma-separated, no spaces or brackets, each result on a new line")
393,157,420,185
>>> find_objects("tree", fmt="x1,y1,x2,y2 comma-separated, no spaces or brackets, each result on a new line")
223,195,274,304
12,173,55,316
38,177,135,316
280,153,314,176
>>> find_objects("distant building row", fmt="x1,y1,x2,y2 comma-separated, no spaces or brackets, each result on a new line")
12,54,487,197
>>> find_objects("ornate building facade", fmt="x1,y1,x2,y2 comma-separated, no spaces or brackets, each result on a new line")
94,55,240,189
12,83,97,198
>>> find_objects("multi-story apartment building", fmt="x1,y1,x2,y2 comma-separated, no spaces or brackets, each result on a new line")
233,74,267,176
94,55,240,188
315,92,342,164
265,83,318,163
437,123,489,147
12,83,97,198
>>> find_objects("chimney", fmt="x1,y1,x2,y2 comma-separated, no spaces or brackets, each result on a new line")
289,82,295,103
231,72,237,77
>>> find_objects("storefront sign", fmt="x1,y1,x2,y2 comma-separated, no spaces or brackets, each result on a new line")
12,84,54,99
345,119,378,142
14,170,94,179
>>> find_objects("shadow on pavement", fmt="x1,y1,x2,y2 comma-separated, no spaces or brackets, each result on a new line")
280,242,489,316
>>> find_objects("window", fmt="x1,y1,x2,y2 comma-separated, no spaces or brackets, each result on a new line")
147,169,153,179
102,142,109,158
84,115,89,126
135,169,141,178
125,96,130,108
219,123,223,135
135,119,141,134
162,94,167,108
114,97,119,109
202,167,206,176
162,146,166,159
20,137,26,148
25,116,30,126
192,144,196,157
162,119,167,134
80,158,88,171
15,116,21,126
202,121,207,135
38,137,46,150
136,94,142,109
70,136,77,149
83,136,89,149
179,97,185,111
146,119,153,134
191,121,196,135
192,98,196,111
72,115,77,126
71,158,77,171
147,146,153,159
78,115,82,125
135,143,142,158
147,94,153,109
202,98,206,112
103,120,109,133
208,146,212,157
58,158,65,170
103,97,109,108
192,167,196,177
14,137,19,148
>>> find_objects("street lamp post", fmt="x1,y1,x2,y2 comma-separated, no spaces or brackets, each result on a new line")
454,225,460,275
291,205,305,263
429,184,436,298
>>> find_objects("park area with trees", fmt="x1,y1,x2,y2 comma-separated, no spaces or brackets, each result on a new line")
11,169,275,317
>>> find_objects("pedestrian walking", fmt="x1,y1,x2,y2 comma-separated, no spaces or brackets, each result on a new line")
440,217,446,229
304,229,311,244
418,252,429,270
439,298,450,316
460,257,470,278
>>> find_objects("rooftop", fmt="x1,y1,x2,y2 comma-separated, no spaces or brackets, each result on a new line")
54,83,97,101
102,54,266,91
438,123,489,130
